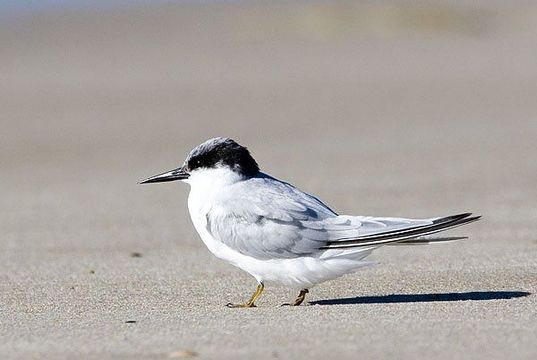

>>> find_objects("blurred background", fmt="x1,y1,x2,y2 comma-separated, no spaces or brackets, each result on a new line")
1,1,536,358
2,0,536,249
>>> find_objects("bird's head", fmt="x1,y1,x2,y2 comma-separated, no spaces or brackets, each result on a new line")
140,137,259,185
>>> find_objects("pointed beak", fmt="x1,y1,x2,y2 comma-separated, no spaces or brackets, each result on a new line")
139,166,189,184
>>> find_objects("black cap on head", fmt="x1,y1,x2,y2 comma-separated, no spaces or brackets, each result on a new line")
140,137,259,184
185,137,259,177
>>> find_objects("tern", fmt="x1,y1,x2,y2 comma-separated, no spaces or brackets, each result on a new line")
141,137,479,307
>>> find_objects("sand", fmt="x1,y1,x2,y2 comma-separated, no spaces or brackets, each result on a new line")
1,1,536,359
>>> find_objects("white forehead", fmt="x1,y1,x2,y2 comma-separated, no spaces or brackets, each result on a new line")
186,137,231,160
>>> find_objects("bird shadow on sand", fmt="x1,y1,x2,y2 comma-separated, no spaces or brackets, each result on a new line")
310,291,531,305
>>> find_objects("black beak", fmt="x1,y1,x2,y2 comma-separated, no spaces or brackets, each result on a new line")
139,166,189,184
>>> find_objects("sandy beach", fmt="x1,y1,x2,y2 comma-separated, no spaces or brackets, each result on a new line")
1,1,536,359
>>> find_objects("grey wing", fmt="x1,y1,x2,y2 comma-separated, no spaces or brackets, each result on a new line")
205,175,339,260
205,174,480,259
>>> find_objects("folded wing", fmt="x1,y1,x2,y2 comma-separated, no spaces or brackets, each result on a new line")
205,174,479,260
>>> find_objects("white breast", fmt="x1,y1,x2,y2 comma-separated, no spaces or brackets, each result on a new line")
185,166,250,263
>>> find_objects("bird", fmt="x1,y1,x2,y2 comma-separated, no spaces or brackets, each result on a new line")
140,137,480,307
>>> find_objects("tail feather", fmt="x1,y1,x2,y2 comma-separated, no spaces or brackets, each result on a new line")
388,236,468,246
319,213,480,250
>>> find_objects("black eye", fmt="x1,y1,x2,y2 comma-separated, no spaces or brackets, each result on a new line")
190,159,201,168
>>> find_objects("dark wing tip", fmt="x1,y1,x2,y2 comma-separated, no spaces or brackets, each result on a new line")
320,212,481,250
432,213,474,224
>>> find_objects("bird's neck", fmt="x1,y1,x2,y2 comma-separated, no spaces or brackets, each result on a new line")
186,167,246,222
186,166,246,194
